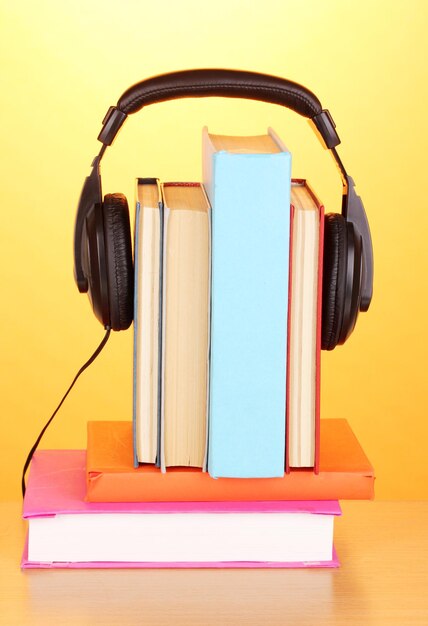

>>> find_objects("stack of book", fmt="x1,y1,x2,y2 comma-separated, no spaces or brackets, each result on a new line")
22,128,374,569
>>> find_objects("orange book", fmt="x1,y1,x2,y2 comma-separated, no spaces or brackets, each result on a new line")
86,419,374,502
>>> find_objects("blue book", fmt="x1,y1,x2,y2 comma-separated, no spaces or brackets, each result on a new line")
202,129,292,478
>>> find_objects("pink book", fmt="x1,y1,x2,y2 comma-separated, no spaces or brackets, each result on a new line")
22,450,340,569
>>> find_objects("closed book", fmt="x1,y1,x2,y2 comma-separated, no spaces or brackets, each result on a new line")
287,180,324,469
202,128,292,478
133,178,163,466
86,419,374,502
160,183,211,470
22,450,340,569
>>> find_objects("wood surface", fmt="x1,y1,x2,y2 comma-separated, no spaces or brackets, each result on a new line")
1,501,427,625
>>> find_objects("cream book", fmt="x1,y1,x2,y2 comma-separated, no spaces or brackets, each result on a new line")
133,179,163,466
161,183,211,470
287,180,324,469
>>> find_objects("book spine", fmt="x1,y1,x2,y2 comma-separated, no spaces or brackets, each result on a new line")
285,203,295,474
132,198,141,468
156,195,164,469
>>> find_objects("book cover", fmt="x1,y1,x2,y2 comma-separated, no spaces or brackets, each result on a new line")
202,128,292,478
86,419,375,502
22,544,339,569
23,450,340,569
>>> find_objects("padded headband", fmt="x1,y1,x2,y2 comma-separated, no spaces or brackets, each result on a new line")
74,68,373,312
97,69,341,150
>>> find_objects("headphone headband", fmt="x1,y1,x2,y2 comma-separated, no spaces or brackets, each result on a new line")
97,69,341,150
74,68,373,316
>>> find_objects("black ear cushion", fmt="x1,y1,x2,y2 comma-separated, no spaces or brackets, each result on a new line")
322,213,347,351
103,194,134,331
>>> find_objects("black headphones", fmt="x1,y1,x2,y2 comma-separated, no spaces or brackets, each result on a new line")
74,69,373,349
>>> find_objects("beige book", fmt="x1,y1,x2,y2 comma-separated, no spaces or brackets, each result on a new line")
288,181,323,468
161,183,211,469
134,180,162,464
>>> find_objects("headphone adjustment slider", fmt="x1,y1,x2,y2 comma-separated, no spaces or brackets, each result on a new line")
312,109,341,150
97,106,127,146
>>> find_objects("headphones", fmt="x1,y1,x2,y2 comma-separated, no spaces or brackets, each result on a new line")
74,69,373,349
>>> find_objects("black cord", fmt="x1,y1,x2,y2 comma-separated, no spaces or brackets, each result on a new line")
21,327,111,498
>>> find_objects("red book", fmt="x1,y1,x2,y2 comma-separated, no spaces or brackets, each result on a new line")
86,419,374,503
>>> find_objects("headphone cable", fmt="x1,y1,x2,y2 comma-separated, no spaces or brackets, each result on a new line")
21,326,111,498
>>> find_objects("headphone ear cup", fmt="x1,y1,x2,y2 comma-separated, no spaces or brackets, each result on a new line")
322,213,347,351
103,193,134,331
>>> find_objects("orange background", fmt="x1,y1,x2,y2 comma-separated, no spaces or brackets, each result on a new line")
1,1,427,499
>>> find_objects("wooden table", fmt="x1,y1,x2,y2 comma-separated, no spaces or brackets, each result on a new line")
1,501,427,625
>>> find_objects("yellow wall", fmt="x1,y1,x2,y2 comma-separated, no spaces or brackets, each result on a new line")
1,0,427,500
